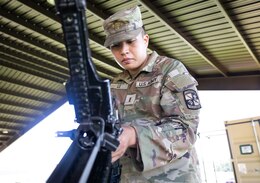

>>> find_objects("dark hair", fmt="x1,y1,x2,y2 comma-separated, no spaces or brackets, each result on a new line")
142,26,147,36
142,25,147,35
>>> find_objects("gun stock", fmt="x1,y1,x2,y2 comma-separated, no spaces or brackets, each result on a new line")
47,0,121,182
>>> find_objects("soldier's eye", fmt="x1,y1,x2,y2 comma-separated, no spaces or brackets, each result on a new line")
110,43,120,49
126,39,136,44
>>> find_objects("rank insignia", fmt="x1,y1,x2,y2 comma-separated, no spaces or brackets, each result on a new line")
183,89,201,110
124,94,136,105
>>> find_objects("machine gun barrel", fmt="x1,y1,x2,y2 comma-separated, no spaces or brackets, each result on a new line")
47,0,121,182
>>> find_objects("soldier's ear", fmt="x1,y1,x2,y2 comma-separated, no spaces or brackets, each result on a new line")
143,34,149,47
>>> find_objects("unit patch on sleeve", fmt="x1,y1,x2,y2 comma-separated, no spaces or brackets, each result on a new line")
183,89,201,110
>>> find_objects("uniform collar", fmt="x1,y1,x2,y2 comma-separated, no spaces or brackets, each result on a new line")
141,51,158,72
113,51,159,83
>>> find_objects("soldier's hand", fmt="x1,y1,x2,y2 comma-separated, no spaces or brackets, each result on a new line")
111,126,137,163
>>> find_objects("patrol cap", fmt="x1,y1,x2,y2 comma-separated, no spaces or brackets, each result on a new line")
103,6,143,47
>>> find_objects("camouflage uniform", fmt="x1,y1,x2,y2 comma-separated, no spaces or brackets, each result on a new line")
111,51,201,183
104,6,201,183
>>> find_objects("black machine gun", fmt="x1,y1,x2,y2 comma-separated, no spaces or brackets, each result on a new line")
47,0,122,182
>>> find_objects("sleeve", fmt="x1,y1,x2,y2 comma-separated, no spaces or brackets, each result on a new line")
129,61,201,172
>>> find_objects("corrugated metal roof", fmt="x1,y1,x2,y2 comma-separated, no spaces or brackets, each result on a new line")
0,0,259,152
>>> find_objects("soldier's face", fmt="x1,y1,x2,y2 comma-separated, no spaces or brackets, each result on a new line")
110,32,149,74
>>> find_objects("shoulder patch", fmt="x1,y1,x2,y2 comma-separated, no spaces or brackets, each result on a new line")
168,69,180,78
183,89,201,110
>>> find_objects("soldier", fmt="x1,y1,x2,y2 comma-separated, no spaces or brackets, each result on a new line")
103,6,201,183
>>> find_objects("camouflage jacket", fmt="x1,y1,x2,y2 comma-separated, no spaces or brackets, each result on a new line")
111,51,201,183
